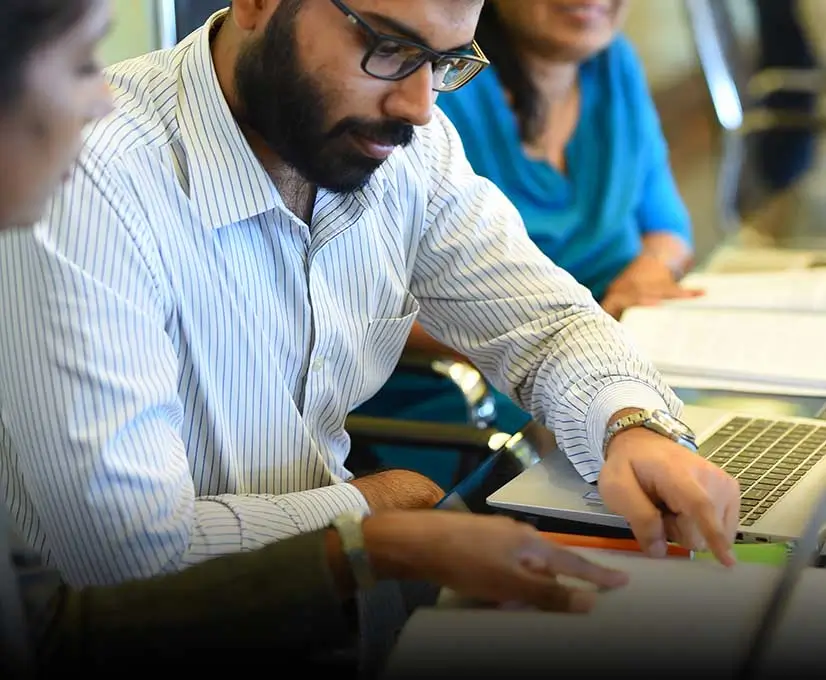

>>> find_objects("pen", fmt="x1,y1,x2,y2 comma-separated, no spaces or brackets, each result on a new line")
540,532,693,558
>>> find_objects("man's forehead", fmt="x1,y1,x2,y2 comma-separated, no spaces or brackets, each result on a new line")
346,0,484,50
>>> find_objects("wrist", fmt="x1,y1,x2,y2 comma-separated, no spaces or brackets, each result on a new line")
603,408,645,458
641,242,693,279
349,470,445,511
330,510,377,594
326,511,426,598
361,511,431,582
587,384,674,462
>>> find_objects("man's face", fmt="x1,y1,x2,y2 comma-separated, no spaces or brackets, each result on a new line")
233,0,483,193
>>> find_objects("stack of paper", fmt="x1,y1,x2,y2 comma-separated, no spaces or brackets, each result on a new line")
675,270,826,313
620,270,826,397
701,245,826,273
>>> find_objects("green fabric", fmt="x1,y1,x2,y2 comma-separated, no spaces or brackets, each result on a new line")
695,543,790,566
31,529,353,674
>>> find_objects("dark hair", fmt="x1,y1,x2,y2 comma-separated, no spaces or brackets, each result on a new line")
475,3,542,142
0,0,91,111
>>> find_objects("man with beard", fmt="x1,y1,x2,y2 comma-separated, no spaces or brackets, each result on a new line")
0,0,740,592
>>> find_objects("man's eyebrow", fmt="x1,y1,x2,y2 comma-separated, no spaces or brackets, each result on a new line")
361,11,475,53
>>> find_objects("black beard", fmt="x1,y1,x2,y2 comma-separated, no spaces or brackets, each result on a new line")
234,5,414,193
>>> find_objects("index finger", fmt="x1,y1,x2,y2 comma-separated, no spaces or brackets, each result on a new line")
722,478,741,549
655,284,703,300
674,287,705,298
676,287,705,298
680,483,736,566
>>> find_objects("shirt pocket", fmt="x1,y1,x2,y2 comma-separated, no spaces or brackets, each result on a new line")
356,293,420,406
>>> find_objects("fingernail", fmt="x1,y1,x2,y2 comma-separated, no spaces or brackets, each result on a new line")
519,553,546,572
648,540,667,558
569,591,597,613
609,569,630,586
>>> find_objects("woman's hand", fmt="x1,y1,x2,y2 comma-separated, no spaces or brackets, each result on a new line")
601,253,702,319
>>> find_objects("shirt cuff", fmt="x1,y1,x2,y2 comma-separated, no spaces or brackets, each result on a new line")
279,483,371,533
586,380,683,463
185,483,371,566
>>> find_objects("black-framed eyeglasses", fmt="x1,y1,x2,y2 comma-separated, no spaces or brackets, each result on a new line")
330,0,489,93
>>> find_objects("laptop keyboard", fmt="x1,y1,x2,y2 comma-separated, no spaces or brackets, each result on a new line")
699,417,826,526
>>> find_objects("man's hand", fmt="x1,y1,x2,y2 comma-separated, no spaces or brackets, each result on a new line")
362,511,629,612
599,427,740,566
601,253,703,319
349,469,445,511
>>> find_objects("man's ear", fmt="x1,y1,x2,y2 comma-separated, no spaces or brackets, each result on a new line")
230,0,278,32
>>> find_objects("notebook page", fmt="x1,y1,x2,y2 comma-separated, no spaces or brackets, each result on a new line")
662,373,826,398
702,246,822,273
673,270,826,313
621,307,826,392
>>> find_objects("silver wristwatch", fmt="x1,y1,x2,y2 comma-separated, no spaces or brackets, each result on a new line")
331,509,377,590
603,409,698,454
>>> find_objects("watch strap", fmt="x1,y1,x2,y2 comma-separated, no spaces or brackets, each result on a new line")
603,410,651,453
332,510,377,590
603,409,698,454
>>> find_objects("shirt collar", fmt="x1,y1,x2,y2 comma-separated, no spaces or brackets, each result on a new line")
176,9,392,230
176,9,281,229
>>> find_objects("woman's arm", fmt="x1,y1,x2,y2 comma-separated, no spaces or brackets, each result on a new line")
641,231,694,279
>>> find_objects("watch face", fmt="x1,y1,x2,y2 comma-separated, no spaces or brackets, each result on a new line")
650,410,695,438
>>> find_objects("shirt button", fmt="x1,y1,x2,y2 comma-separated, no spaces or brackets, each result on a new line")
311,357,325,372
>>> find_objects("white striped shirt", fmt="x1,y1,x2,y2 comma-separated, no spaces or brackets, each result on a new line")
0,12,681,587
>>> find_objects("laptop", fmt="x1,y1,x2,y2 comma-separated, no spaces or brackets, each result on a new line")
486,404,826,542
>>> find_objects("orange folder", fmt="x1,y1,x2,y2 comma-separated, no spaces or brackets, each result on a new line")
541,531,693,558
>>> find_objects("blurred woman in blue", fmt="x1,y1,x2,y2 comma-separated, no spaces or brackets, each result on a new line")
439,0,697,312
357,0,699,484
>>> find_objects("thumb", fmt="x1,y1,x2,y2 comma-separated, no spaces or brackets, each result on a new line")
601,295,624,320
600,462,668,558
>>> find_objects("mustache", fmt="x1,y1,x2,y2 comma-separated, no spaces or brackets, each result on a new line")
328,118,415,148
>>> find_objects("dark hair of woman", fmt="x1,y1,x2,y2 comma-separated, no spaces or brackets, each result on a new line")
0,0,91,110
475,2,543,143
